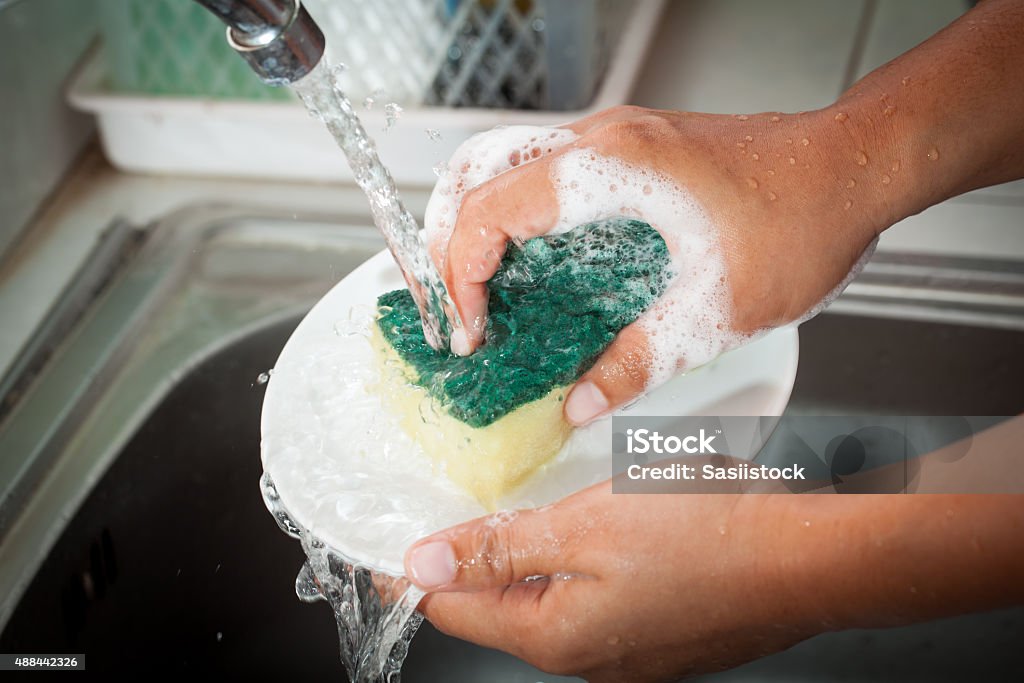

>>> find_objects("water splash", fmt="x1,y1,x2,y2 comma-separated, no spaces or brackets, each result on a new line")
261,473,424,682
292,60,459,349
383,103,404,132
363,88,385,110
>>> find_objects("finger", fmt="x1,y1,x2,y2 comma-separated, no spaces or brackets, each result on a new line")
404,504,578,593
416,580,553,653
564,322,654,426
444,158,560,354
411,483,613,655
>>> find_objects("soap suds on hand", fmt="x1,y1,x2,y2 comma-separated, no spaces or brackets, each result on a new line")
426,125,741,391
425,123,871,393
424,125,578,251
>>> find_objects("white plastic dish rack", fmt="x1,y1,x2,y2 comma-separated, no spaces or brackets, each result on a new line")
68,0,664,187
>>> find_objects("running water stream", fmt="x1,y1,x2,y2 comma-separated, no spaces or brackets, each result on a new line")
266,58,464,681
293,60,461,350
261,473,425,682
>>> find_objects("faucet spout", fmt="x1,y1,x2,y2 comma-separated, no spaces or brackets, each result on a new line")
193,0,325,84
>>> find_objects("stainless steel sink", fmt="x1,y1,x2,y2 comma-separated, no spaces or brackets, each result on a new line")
0,205,1021,680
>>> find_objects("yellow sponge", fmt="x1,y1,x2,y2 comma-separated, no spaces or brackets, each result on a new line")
372,326,572,509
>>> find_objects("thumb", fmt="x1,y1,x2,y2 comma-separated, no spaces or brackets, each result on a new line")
404,507,567,593
564,323,656,426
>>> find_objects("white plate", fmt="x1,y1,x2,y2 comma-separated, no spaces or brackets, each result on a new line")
261,249,799,575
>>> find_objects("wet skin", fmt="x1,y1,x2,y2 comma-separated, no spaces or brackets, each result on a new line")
406,1,1024,680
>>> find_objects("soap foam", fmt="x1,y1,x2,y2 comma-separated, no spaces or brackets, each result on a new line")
424,125,578,251
547,149,739,386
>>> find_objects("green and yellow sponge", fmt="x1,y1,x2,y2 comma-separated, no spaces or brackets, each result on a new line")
373,217,673,508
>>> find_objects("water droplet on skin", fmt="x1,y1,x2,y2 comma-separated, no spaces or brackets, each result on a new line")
744,135,754,142
882,174,892,185
901,76,911,86
737,114,749,121
607,635,621,645
801,138,810,146
736,142,747,149
844,199,853,210
718,525,727,535
846,178,856,188
752,152,760,161
766,169,776,176
884,105,896,116
927,147,940,162
788,157,796,165
786,138,793,145
834,112,848,122
803,520,811,527
767,191,778,201
770,115,781,122
856,151,868,166
891,160,901,173
746,177,759,189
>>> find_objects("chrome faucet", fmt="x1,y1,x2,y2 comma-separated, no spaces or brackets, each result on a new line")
193,0,325,84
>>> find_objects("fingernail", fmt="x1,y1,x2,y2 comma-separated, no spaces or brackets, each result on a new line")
450,328,471,357
565,381,609,426
407,541,457,589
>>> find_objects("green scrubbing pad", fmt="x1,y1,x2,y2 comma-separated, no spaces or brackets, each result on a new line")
372,217,673,506
377,217,673,424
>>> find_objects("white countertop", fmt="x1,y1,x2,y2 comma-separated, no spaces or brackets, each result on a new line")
1,0,1022,379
